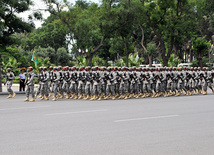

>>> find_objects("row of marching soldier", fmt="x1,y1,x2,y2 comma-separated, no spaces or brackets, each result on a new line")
4,66,214,101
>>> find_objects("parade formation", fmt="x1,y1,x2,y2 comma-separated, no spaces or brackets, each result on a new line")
4,66,214,101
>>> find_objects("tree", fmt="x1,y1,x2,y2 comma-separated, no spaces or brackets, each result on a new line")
192,36,210,67
0,0,38,91
138,0,197,66
22,16,69,51
145,42,159,67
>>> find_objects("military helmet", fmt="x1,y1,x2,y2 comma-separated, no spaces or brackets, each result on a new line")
114,67,118,71
107,67,111,71
29,66,33,71
100,66,104,71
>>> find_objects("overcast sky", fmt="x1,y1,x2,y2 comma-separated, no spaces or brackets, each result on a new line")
19,0,100,28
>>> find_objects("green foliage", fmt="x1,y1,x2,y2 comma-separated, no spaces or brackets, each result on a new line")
92,56,108,66
76,56,87,67
22,18,68,51
192,36,210,56
192,36,210,67
168,54,181,67
115,53,143,67
9,0,214,69
57,47,71,66
34,47,71,66
1,57,21,75
191,57,209,68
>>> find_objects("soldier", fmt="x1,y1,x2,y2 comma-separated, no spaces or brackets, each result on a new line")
70,66,78,99
35,67,43,99
24,67,35,102
175,67,184,96
141,68,150,98
90,67,102,100
77,66,85,99
104,67,114,100
40,67,49,100
118,67,126,99
207,67,214,93
62,66,71,99
52,67,60,101
48,66,54,97
99,67,107,100
5,68,16,98
124,67,131,99
155,68,163,97
84,67,92,100
211,67,214,93
201,67,208,95
58,66,64,98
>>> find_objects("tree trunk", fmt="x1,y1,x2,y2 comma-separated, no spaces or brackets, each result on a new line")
190,49,193,62
86,54,93,67
162,56,169,67
198,57,203,68
148,55,152,67
126,50,129,67
0,54,2,92
122,37,129,67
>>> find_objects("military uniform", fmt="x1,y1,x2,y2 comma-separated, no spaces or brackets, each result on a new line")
25,67,35,101
5,68,15,98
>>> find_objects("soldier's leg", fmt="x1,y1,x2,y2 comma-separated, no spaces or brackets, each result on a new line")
104,84,110,99
52,82,58,101
84,83,89,100
29,85,35,102
40,84,45,100
6,82,14,98
35,84,41,98
208,82,213,91
24,85,30,101
7,83,13,95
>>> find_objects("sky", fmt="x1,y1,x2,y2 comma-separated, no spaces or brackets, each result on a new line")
19,0,100,28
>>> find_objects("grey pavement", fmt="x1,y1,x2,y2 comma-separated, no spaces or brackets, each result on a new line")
0,92,214,155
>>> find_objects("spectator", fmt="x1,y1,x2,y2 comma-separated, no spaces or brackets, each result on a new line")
19,69,25,91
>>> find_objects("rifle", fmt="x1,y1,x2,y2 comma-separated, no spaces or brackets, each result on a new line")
4,75,8,85
25,73,29,85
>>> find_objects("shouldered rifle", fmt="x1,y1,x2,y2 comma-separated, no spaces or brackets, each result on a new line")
4,75,8,85
25,73,29,85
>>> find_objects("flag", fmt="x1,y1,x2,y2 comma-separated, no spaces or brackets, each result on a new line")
31,51,37,67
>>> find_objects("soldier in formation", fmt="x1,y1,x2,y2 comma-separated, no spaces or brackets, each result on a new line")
34,66,214,101
4,68,16,98
24,67,36,102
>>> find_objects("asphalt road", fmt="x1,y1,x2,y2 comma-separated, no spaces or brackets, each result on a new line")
0,93,214,155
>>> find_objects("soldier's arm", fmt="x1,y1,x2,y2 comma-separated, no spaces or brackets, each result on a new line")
28,72,35,83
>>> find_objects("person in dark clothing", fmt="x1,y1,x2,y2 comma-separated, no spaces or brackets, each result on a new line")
19,69,25,91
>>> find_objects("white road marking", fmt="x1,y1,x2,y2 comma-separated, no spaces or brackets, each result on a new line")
0,106,50,111
46,109,108,116
114,115,180,122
